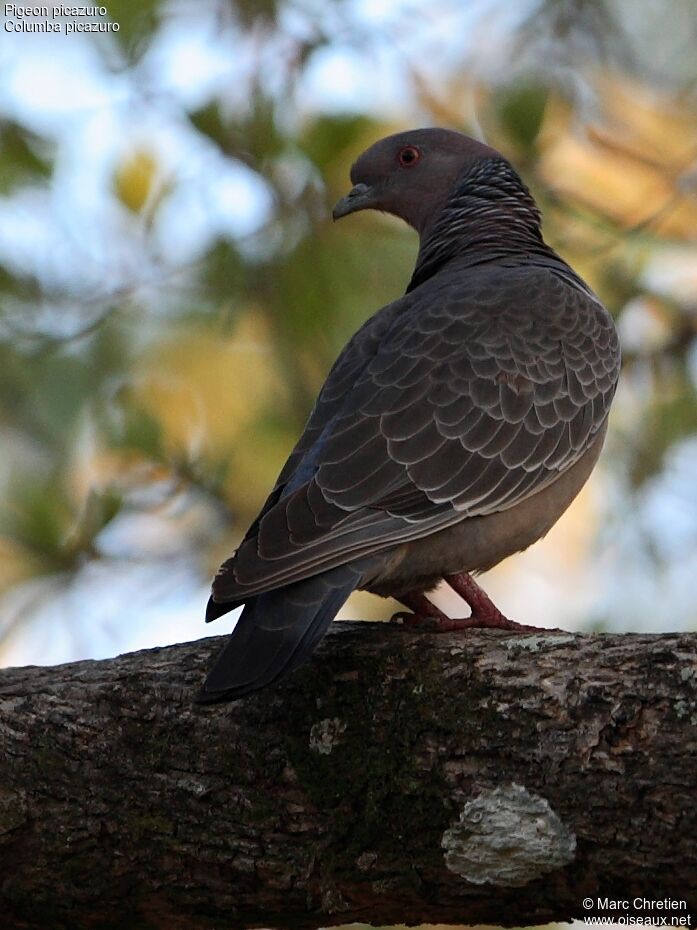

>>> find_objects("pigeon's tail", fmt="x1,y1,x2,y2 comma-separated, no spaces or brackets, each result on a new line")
196,567,357,703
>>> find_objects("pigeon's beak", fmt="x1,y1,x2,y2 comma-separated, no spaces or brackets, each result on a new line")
332,183,376,221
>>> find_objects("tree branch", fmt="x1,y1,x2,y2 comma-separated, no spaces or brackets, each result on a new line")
1,623,696,929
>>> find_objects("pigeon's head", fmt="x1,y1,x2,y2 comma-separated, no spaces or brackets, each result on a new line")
332,128,502,234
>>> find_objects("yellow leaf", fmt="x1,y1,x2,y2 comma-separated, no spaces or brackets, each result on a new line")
539,74,697,239
113,148,159,214
0,537,39,590
135,313,283,461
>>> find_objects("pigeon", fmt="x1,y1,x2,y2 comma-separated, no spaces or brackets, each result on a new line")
197,127,621,703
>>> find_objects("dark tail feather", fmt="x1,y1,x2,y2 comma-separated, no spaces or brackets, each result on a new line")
196,568,356,704
205,596,240,623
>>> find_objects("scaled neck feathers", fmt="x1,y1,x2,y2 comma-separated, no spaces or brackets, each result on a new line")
407,158,555,292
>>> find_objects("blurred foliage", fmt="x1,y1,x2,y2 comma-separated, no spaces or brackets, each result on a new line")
1,0,697,654
0,121,53,193
102,0,161,59
113,148,161,215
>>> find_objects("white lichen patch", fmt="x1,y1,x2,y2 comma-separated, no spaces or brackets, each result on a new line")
674,699,697,725
441,783,576,887
505,634,577,653
309,717,347,755
174,775,211,797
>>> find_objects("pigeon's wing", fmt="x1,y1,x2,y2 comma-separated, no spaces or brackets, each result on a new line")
212,265,620,603
205,297,407,617
232,297,407,544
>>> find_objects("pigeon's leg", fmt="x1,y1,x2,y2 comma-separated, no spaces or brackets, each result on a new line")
444,572,540,632
391,590,503,633
392,576,547,633
391,592,450,628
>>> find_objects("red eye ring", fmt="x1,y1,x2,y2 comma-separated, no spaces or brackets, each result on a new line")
398,145,421,168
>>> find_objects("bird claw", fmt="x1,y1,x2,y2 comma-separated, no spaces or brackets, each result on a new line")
442,613,542,633
390,609,548,634
390,611,446,630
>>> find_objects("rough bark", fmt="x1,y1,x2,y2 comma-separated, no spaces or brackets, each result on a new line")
1,623,696,930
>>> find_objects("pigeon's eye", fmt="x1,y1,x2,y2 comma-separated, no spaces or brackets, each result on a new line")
398,146,421,168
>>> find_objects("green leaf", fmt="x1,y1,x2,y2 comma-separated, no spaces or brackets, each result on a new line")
234,0,279,27
2,479,73,567
189,94,286,168
628,364,697,486
198,240,247,305
495,83,549,151
0,121,53,193
188,102,232,155
107,387,163,461
99,0,160,61
299,114,376,172
68,486,123,554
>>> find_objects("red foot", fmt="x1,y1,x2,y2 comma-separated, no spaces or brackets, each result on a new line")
391,612,494,632
444,571,544,631
391,610,540,633
390,571,553,634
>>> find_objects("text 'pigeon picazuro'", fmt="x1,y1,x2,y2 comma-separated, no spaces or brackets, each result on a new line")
198,127,621,703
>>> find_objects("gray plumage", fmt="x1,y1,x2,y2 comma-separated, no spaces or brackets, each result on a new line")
198,127,620,703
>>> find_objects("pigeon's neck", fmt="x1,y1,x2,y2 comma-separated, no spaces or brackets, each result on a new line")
408,159,555,292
